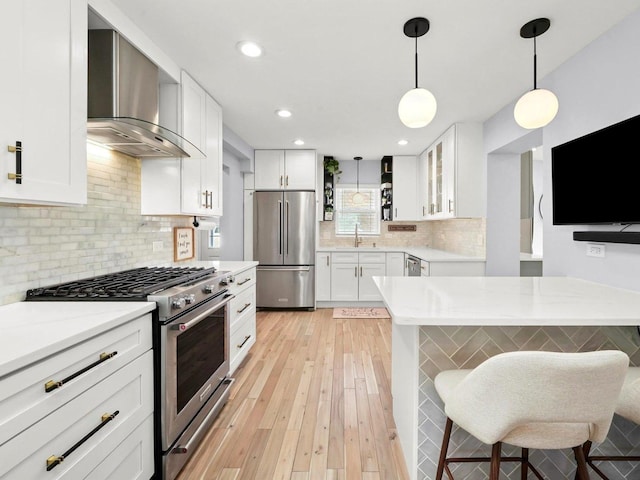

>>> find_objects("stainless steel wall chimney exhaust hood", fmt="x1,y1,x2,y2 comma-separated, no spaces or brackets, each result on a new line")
88,29,203,158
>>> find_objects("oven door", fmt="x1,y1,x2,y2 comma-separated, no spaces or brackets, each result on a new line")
160,292,232,450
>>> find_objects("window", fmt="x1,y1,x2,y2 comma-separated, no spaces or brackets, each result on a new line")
208,225,221,253
334,184,380,235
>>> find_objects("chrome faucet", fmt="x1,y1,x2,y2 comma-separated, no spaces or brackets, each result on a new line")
354,224,363,247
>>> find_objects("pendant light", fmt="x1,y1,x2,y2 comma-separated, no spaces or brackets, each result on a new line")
352,156,364,205
398,17,437,128
514,18,559,129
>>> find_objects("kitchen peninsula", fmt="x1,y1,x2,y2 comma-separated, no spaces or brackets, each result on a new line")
373,276,640,480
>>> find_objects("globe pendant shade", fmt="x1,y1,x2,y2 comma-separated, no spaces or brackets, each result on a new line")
398,88,437,128
514,88,559,129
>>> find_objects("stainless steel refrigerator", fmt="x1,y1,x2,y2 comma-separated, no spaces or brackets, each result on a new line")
254,190,315,309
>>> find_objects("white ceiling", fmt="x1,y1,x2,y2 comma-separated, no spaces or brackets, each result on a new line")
105,0,640,162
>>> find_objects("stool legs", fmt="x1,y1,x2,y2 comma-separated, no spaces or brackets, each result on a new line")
490,442,502,480
574,445,591,480
436,417,454,480
521,448,529,480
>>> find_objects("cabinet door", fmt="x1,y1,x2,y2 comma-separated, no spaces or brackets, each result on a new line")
254,150,285,190
0,0,87,206
330,263,359,301
204,94,223,215
284,150,316,190
358,263,386,301
180,71,207,153
416,151,429,219
316,252,331,301
386,253,405,276
392,156,417,220
441,126,456,219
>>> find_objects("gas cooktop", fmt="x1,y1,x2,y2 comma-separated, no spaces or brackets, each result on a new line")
25,266,218,301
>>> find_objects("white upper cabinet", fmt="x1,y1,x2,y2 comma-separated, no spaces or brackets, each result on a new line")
418,123,483,220
0,0,87,206
391,156,417,220
142,71,223,216
254,149,316,190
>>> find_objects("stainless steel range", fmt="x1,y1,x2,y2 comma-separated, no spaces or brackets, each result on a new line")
26,266,236,480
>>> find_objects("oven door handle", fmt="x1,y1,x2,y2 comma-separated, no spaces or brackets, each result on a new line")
171,294,234,332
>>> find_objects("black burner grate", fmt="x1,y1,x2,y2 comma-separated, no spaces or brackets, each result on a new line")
25,266,217,300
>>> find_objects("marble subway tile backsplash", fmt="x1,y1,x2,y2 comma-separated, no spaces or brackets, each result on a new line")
319,218,486,257
0,148,190,306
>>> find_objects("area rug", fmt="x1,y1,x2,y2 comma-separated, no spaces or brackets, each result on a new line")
332,307,390,319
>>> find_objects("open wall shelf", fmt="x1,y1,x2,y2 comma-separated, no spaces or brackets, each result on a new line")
573,231,640,245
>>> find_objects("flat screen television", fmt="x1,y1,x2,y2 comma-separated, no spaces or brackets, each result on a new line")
551,113,640,225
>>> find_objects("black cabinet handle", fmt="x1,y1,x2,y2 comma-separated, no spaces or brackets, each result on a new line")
45,351,118,393
237,302,251,314
7,141,22,184
237,335,251,349
46,411,119,471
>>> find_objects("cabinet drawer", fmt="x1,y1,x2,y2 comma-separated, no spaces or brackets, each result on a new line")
332,252,359,263
230,287,256,326
358,252,386,264
0,314,152,447
230,312,256,374
84,414,154,480
0,350,153,479
227,267,256,296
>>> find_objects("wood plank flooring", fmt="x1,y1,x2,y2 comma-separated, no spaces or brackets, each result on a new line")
176,308,410,480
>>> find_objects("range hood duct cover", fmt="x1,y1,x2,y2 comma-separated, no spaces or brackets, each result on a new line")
87,29,203,158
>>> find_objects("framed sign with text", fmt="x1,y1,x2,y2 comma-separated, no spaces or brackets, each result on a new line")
173,227,195,261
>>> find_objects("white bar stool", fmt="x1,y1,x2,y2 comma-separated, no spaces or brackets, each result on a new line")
584,366,640,479
434,350,629,480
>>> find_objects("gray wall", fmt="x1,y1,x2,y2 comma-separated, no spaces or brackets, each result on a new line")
483,9,640,289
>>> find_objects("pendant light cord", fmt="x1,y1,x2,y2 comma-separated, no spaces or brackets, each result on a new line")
414,31,419,88
356,158,360,192
533,35,538,89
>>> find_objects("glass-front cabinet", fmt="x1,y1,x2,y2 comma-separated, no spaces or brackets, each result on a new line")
418,123,483,220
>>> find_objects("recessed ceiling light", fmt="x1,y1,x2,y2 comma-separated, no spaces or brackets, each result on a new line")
276,109,292,118
293,139,305,146
237,41,263,58
398,139,409,146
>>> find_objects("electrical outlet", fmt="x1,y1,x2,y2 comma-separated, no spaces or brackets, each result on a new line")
152,241,163,252
586,243,605,258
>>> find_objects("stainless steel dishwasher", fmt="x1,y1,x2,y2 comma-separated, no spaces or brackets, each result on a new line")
406,255,421,276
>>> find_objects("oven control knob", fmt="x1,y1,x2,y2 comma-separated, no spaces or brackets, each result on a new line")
172,297,186,309
219,277,229,286
228,275,235,283
184,294,196,304
203,285,214,294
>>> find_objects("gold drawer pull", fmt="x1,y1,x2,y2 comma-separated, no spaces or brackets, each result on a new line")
45,351,118,393
237,302,251,314
237,277,251,286
237,335,251,349
46,411,120,471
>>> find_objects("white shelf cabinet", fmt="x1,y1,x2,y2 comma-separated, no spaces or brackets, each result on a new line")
0,313,154,479
391,156,418,221
418,123,483,220
226,266,256,373
0,0,87,206
254,149,316,190
142,71,223,216
330,252,386,302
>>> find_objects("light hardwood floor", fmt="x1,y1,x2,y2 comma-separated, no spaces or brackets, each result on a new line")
176,308,410,480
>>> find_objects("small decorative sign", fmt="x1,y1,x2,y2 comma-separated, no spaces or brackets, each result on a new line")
388,224,417,232
173,227,195,261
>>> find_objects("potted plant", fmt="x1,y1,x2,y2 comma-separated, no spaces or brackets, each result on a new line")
324,204,334,221
323,157,341,179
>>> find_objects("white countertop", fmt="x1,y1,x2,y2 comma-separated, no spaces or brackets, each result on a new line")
0,302,155,377
317,246,484,262
171,260,258,273
373,276,640,326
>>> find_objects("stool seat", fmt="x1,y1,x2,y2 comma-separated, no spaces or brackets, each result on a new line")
434,350,629,480
616,366,640,424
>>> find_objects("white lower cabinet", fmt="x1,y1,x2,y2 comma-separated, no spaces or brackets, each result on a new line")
330,252,386,302
227,266,256,373
0,314,153,480
316,252,332,301
385,252,406,276
420,261,486,276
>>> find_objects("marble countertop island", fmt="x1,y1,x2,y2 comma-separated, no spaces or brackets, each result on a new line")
373,275,640,326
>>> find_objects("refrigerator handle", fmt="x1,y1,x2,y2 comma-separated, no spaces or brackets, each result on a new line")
278,200,283,255
285,200,290,255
